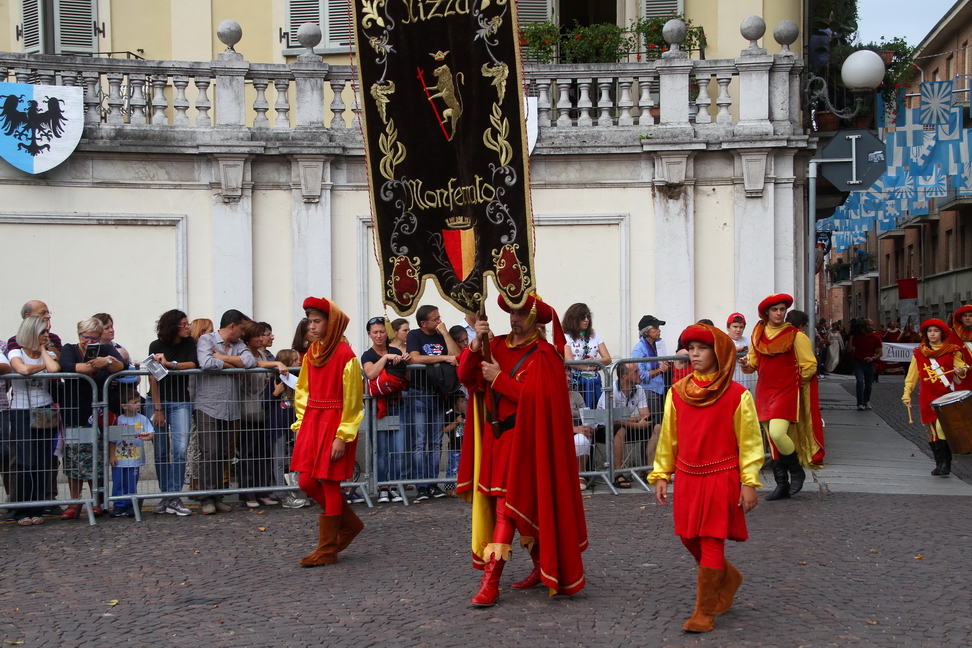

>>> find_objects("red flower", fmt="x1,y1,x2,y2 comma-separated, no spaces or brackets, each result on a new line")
544,39,550,44
637,54,642,61
895,83,901,89
662,47,668,51
649,43,656,49
574,34,581,39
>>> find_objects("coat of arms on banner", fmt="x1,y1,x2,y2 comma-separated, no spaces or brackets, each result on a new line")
352,0,535,315
0,82,84,174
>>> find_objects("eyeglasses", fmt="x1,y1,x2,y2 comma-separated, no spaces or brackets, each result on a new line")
179,322,191,328
81,334,101,342
36,310,52,317
581,315,591,320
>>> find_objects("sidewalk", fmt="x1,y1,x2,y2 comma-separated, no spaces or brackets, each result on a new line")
810,376,972,496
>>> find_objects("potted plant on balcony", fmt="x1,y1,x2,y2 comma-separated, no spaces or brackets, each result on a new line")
860,36,917,123
560,20,634,64
631,13,707,60
520,20,560,64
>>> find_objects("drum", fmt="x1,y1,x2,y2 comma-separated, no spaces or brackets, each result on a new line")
931,390,972,454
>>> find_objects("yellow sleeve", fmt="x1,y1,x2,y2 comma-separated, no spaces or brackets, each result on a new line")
291,356,309,433
734,390,764,489
743,346,758,373
902,357,919,402
794,332,817,384
647,391,677,484
336,356,364,443
955,351,968,375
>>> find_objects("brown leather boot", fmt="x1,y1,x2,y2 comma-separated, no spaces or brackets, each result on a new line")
299,513,341,567
682,566,725,632
510,546,541,589
471,558,506,606
713,560,743,615
334,499,365,553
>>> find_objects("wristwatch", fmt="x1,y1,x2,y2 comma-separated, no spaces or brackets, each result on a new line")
172,361,178,370
105,356,113,364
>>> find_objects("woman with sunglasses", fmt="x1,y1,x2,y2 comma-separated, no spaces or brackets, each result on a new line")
58,317,125,518
562,303,612,409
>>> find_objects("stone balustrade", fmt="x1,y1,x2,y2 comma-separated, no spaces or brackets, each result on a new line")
0,17,804,143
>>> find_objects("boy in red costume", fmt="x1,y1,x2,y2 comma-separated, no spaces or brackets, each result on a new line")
649,323,763,633
949,305,972,366
902,319,968,476
291,297,365,566
457,293,587,607
740,294,823,500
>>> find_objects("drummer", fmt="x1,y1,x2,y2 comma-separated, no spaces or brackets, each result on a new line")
949,305,972,366
902,319,968,477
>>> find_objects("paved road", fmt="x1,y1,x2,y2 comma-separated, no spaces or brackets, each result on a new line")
3,375,972,647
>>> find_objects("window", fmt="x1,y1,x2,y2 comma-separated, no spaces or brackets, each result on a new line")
946,229,954,270
286,0,351,51
644,0,682,18
947,55,954,81
18,0,99,55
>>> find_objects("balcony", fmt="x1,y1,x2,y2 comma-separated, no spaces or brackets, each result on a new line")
852,252,878,280
827,262,853,286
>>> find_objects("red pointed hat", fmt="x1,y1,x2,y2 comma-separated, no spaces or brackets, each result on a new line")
758,293,793,319
302,296,331,314
920,318,952,337
496,292,553,324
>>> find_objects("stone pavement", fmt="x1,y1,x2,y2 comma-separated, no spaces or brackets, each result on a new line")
3,377,972,647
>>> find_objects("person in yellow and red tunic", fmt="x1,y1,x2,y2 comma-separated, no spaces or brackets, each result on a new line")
948,305,972,367
740,294,823,501
290,297,364,567
902,319,968,477
648,323,763,633
457,293,587,607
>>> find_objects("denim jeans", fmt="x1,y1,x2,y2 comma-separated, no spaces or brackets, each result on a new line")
111,466,140,511
149,401,191,494
9,409,54,517
410,389,444,486
853,359,875,406
376,400,405,483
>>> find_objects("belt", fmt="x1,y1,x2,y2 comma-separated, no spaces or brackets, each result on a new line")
488,413,517,438
675,455,738,476
307,398,342,411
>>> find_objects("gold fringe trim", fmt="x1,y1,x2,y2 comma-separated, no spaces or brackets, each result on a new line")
519,536,535,553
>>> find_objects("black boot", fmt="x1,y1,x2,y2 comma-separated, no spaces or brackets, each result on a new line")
783,452,806,496
764,459,790,501
938,440,952,476
929,441,947,476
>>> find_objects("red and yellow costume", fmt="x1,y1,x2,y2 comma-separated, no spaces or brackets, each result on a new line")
291,297,365,566
457,294,587,605
949,305,972,367
648,323,763,633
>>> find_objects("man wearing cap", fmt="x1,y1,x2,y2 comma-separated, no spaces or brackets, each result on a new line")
949,305,972,366
725,313,751,390
740,294,822,501
457,293,587,607
291,297,365,566
632,315,670,465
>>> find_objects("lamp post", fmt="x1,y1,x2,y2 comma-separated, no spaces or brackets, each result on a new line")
806,49,886,334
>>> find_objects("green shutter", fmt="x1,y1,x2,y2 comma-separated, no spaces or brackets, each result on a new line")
20,0,42,53
325,0,352,48
54,0,97,55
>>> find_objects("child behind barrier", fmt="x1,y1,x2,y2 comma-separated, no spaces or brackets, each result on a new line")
109,388,155,517
265,349,308,508
443,393,466,494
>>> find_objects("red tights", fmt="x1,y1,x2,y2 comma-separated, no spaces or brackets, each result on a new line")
299,474,343,516
491,496,517,545
680,536,726,570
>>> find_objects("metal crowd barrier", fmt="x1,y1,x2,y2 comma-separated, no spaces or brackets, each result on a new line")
0,372,103,525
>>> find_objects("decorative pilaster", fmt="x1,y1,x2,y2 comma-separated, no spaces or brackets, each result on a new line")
290,155,333,318
210,154,255,316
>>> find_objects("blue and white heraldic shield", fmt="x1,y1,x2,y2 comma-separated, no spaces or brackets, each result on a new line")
0,82,84,174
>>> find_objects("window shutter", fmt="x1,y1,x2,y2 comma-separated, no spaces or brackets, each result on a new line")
54,0,97,55
325,0,352,48
287,0,324,45
644,0,681,18
20,0,42,53
517,0,551,25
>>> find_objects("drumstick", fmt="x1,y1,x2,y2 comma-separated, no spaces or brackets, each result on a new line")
906,402,914,425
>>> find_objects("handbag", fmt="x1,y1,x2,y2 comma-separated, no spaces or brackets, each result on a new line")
31,406,60,429
426,362,461,397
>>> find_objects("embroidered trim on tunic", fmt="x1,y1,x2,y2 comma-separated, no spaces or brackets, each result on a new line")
307,398,343,410
676,455,739,475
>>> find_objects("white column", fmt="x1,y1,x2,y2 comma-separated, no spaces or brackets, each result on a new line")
774,151,800,302
651,150,698,335
290,155,333,321
733,151,776,316
211,154,254,316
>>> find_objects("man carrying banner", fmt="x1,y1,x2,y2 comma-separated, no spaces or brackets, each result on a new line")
949,305,972,366
456,293,587,607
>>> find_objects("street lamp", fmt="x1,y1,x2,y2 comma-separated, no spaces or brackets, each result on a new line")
806,49,886,334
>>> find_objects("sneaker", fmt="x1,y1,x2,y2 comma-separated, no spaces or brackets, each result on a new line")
154,498,170,514
378,489,391,504
258,498,278,506
346,491,366,505
857,405,865,411
201,502,216,515
245,500,260,508
415,486,430,501
165,498,192,516
391,490,404,503
864,403,872,410
428,485,447,499
214,501,233,513
280,495,307,509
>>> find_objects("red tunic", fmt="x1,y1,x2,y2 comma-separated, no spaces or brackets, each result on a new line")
949,328,972,367
754,334,800,422
912,349,958,424
672,381,750,541
290,341,359,481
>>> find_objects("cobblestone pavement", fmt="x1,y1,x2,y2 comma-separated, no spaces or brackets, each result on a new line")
842,376,972,485
3,489,972,647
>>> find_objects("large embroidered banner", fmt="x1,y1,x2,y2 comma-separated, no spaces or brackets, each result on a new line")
352,0,535,315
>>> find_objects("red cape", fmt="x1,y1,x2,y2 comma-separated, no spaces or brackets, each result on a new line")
456,338,588,596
